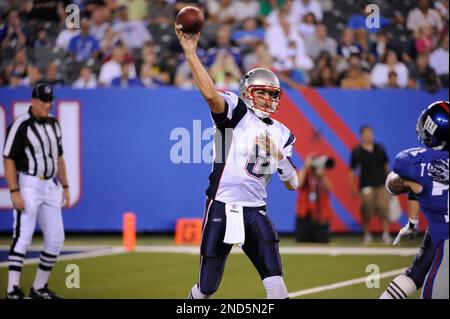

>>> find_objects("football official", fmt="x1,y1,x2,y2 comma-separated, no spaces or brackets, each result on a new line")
3,83,70,299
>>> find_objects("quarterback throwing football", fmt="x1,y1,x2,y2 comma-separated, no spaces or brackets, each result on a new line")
175,26,299,299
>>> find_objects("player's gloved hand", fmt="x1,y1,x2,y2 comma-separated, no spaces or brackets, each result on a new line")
11,191,25,210
393,218,419,245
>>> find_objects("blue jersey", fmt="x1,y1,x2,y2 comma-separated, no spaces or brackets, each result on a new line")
393,147,449,247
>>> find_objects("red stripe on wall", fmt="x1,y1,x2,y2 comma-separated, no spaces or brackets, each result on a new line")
297,87,407,232
274,94,358,232
297,87,360,150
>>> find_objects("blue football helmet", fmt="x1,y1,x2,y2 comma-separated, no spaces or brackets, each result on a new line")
416,101,449,150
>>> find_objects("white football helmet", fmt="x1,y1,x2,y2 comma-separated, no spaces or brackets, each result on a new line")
239,68,282,119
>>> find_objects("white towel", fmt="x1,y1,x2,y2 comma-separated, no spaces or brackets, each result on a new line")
223,204,245,245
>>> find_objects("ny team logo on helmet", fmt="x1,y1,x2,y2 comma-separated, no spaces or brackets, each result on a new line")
416,101,449,150
239,68,282,119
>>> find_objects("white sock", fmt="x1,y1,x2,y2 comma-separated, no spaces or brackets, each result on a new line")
188,284,211,299
7,271,21,292
263,276,289,299
33,269,51,290
380,275,417,299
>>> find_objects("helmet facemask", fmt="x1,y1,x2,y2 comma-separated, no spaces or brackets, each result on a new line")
245,85,282,119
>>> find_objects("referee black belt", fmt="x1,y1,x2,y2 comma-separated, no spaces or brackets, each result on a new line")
21,172,55,180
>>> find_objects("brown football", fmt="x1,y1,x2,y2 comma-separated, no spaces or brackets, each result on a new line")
176,6,205,34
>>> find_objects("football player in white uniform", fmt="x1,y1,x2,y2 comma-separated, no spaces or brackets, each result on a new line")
175,26,299,299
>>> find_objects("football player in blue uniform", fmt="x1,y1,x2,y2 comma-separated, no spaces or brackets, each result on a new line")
175,25,299,299
380,194,435,299
385,101,448,299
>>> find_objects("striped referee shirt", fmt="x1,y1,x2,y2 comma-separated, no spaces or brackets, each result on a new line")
3,107,63,179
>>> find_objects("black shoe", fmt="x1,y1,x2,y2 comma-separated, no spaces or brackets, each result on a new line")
6,286,26,299
29,285,63,299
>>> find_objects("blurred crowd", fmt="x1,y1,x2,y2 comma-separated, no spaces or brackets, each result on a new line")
0,0,448,92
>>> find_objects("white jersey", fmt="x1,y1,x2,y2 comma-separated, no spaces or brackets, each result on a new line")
206,91,295,207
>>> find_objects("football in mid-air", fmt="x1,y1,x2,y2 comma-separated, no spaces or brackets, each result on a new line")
176,6,205,34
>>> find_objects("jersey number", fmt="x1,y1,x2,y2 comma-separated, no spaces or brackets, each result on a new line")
245,144,271,179
432,181,449,223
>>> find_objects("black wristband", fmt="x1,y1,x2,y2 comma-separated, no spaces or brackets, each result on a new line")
10,188,20,193
62,185,69,189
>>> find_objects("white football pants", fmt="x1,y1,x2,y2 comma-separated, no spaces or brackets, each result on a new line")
9,173,65,273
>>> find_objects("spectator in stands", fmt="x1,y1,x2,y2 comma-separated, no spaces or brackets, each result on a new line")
44,61,64,87
5,48,28,81
408,52,441,92
89,3,111,44
415,25,436,54
147,0,174,25
291,0,323,22
98,43,137,86
429,33,449,87
259,0,285,18
266,0,311,28
341,65,371,89
337,52,370,79
304,23,337,60
387,71,400,88
207,0,238,25
68,18,100,63
27,0,65,24
234,0,261,22
111,63,142,88
112,4,152,50
407,0,444,35
174,50,209,89
72,65,98,89
139,44,170,87
231,17,265,51
311,66,338,87
370,50,409,88
243,41,274,71
369,31,398,63
337,29,363,59
21,64,42,87
309,51,338,87
265,9,313,72
435,0,449,22
209,50,241,90
349,125,392,244
207,25,242,69
7,69,25,88
33,28,51,49
298,12,317,39
55,24,80,52
116,0,148,21
0,8,27,51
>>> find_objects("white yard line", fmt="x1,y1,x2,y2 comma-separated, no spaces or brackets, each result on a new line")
288,268,407,298
0,245,113,251
0,247,125,268
0,245,418,269
134,245,419,256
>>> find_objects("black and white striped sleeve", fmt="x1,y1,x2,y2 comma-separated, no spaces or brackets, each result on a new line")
54,120,63,156
3,122,26,161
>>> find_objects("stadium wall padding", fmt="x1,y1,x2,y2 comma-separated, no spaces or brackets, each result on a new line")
0,87,448,233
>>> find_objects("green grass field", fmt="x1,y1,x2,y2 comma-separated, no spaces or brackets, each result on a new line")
0,234,423,299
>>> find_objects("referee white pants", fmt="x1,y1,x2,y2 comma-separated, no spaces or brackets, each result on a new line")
9,173,65,273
